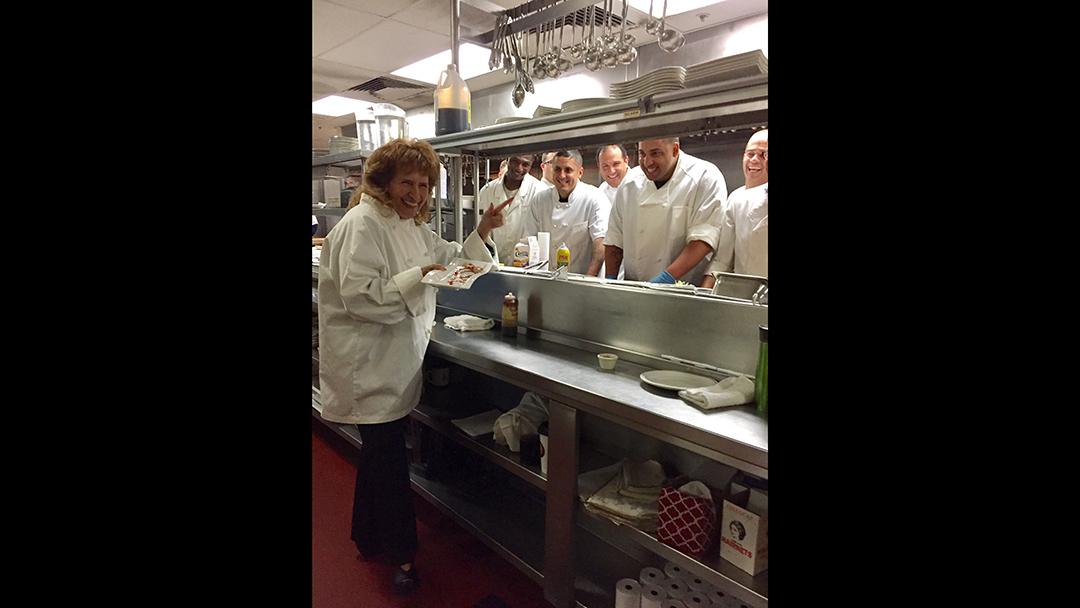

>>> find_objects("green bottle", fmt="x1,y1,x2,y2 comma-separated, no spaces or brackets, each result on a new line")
755,325,768,418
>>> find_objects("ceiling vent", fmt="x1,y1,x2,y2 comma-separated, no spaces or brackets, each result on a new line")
346,77,432,103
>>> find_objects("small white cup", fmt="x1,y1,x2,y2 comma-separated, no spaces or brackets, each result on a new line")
597,353,618,370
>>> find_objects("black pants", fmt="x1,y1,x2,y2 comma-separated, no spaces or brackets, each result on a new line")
351,416,417,565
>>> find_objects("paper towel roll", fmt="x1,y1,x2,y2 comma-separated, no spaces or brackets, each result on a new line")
663,562,687,580
641,582,667,608
665,579,689,599
706,589,726,606
538,232,550,263
684,592,710,606
661,601,687,608
639,566,666,586
615,578,642,608
685,575,714,594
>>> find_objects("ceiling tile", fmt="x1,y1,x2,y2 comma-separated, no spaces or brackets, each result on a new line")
312,1,382,56
312,59,381,96
327,0,422,18
320,19,451,72
392,0,495,37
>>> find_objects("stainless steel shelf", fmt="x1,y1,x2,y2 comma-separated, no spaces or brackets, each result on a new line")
409,465,546,586
425,76,768,158
311,150,367,167
577,506,768,607
312,207,348,216
412,402,548,491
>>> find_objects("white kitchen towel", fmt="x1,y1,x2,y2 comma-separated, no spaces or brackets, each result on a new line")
443,314,495,331
451,409,501,437
677,375,755,410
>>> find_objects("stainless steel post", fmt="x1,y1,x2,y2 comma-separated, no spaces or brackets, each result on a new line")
451,0,460,69
451,155,464,243
473,153,481,233
543,400,579,607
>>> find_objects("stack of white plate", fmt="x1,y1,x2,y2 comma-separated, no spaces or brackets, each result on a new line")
495,116,529,125
560,97,614,113
609,66,686,100
533,105,561,118
684,50,769,89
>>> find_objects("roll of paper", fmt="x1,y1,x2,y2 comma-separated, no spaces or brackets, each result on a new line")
639,566,666,586
663,562,687,581
684,592,710,606
665,579,689,599
641,583,667,608
685,575,714,594
614,578,642,608
538,232,550,263
661,601,687,608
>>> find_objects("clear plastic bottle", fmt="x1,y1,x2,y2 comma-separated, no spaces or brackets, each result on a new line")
435,65,471,136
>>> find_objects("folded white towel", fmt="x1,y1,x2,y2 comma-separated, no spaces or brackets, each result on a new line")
678,375,755,410
443,314,494,331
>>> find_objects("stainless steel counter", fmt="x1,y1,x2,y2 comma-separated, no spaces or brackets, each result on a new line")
430,309,768,477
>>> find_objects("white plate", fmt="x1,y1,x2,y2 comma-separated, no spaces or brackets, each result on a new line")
421,258,495,290
640,370,718,391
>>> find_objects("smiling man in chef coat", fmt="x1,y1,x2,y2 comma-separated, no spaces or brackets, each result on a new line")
477,153,551,265
523,149,608,276
604,137,727,285
703,129,768,283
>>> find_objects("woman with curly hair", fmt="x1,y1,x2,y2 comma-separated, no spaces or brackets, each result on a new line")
318,138,511,593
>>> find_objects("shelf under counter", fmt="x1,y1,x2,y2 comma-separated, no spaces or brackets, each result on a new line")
577,506,767,608
428,309,768,479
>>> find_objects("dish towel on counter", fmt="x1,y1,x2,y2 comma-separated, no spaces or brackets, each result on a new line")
443,314,495,331
677,375,755,410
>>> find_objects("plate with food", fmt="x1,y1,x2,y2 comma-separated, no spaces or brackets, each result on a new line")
421,258,495,290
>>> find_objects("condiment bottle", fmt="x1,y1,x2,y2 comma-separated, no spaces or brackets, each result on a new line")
556,243,570,269
502,291,518,337
755,325,768,418
434,64,471,136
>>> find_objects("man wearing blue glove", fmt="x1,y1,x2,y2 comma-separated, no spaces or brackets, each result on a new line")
604,137,727,285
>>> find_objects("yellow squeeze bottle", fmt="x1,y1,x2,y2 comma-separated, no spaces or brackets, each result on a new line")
556,243,570,269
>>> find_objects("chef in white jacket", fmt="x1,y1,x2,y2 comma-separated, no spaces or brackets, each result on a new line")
522,149,608,276
604,137,727,285
476,153,550,264
704,129,768,283
317,138,510,594
596,143,629,206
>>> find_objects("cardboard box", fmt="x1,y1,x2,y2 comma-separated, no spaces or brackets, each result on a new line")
719,485,768,575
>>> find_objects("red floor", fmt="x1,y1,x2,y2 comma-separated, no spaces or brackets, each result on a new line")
312,427,552,608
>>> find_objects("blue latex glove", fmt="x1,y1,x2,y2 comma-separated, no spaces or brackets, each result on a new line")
604,275,618,280
649,270,676,284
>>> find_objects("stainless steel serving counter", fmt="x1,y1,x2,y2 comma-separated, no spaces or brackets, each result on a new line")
430,308,768,478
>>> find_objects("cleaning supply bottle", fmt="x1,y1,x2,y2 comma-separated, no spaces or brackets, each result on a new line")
434,65,471,136
501,292,518,338
755,325,768,418
556,243,570,269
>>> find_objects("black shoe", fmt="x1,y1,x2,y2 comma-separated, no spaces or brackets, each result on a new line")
393,566,419,595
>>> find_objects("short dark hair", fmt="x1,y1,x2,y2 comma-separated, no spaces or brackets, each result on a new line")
598,144,628,162
553,149,583,166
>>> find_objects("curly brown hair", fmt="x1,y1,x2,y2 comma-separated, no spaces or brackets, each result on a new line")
353,138,439,225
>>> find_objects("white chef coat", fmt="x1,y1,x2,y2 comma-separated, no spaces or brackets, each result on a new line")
477,173,551,265
318,194,496,425
605,152,727,285
598,180,618,205
523,182,608,275
709,183,768,277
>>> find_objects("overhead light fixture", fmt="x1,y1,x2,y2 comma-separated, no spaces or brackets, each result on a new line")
391,43,496,85
627,0,723,18
312,95,372,117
